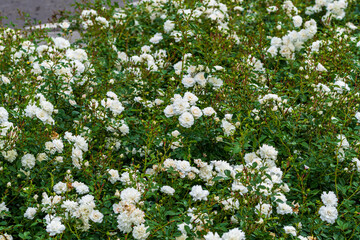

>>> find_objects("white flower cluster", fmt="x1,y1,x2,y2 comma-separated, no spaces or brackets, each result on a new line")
1,75,10,85
0,202,9,219
65,48,88,62
167,129,183,150
318,191,338,224
9,40,34,63
112,9,127,24
95,16,110,28
164,92,216,128
173,54,192,75
306,0,348,22
200,0,230,32
221,114,236,136
163,158,199,179
255,202,272,218
24,207,37,220
81,9,97,19
101,91,125,116
113,188,150,239
276,200,294,215
163,19,175,33
21,153,36,169
106,118,130,136
335,134,349,162
45,138,64,155
2,0,360,237
81,9,109,29
35,181,102,234
0,107,8,124
116,46,168,73
29,41,90,101
107,169,120,183
178,61,224,89
351,158,360,173
221,197,240,211
133,95,164,109
282,0,299,16
267,19,317,59
189,185,209,201
161,145,294,223
88,95,129,137
119,169,138,185
72,181,90,195
0,233,13,240
247,55,265,72
258,94,291,113
203,228,246,240
333,76,350,94
52,37,70,50
0,107,19,153
284,225,297,237
309,39,323,53
292,15,303,28
313,83,331,94
259,93,282,106
64,132,89,169
176,208,218,239
312,76,350,102
266,6,278,13
24,94,56,125
45,216,66,236
258,144,278,163
53,182,68,194
220,228,246,240
243,146,294,216
160,185,175,195
148,0,230,33
176,222,194,239
170,29,194,42
149,33,163,44
1,149,18,163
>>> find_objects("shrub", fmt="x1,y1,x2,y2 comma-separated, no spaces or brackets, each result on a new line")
1,0,360,239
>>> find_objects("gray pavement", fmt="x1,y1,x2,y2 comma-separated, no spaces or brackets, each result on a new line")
0,0,133,28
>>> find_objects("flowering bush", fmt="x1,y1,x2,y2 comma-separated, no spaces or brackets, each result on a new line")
1,0,360,239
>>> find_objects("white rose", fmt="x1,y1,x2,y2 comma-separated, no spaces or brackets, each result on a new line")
52,37,70,50
292,15,303,28
164,105,175,118
0,107,9,124
89,210,104,223
36,108,50,123
208,76,223,88
21,154,36,169
40,101,54,114
53,182,68,194
182,75,195,88
178,112,194,128
149,33,163,44
202,107,216,116
190,106,202,119
160,186,175,195
119,124,129,135
24,207,37,220
164,20,175,33
171,130,181,137
194,72,207,87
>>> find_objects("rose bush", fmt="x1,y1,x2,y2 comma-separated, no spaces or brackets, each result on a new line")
1,0,360,239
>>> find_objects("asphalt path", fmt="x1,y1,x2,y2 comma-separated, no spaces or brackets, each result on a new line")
0,0,133,28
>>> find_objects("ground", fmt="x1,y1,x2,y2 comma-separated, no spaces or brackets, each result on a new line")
0,0,133,28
